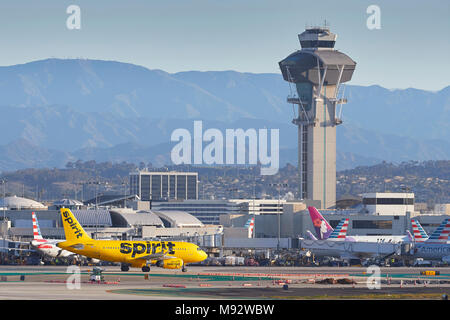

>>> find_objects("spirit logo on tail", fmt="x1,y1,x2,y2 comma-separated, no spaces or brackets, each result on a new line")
62,210,84,239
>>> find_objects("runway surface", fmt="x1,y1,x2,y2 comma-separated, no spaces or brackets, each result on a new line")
0,265,449,300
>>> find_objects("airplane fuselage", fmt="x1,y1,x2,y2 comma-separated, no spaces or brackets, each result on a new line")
57,239,207,267
413,243,450,261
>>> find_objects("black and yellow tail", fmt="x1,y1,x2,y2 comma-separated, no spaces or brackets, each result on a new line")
60,208,92,242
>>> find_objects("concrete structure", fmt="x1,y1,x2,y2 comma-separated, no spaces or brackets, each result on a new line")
153,210,204,228
0,196,47,210
229,199,286,215
84,194,141,208
51,199,84,210
129,171,198,201
279,26,356,209
435,204,450,215
361,192,415,215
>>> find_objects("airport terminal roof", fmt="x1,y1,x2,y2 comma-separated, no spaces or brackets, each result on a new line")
109,210,164,228
71,209,112,227
152,210,204,228
0,196,47,210
53,199,83,206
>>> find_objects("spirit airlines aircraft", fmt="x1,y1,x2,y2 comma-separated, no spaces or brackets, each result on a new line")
30,212,76,258
308,207,412,243
56,208,208,272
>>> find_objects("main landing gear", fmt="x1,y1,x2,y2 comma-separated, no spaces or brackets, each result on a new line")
120,264,130,272
142,266,150,272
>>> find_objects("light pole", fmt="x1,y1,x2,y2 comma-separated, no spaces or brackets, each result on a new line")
1,179,6,261
122,180,128,208
85,180,108,239
269,183,288,252
1,179,6,224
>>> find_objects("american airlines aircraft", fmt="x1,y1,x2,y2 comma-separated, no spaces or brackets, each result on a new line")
411,218,450,263
244,216,255,238
30,212,76,258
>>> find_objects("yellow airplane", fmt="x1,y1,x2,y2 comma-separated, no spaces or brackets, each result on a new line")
56,208,208,272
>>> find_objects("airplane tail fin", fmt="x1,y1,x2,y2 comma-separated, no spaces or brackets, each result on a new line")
328,218,349,239
308,206,333,240
411,218,428,242
425,218,450,243
31,212,45,241
245,216,255,238
60,208,91,242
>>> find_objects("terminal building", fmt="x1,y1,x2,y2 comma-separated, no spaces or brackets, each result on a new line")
0,196,222,244
361,192,414,215
0,192,449,254
229,199,286,215
129,170,198,201
151,200,245,225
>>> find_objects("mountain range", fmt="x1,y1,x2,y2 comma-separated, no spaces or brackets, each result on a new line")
0,58,448,172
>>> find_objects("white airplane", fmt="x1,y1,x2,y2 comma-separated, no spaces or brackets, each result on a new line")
411,218,450,263
30,212,76,258
300,207,414,260
308,206,412,243
244,216,255,238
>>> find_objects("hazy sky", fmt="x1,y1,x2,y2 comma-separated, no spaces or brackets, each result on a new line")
0,0,448,90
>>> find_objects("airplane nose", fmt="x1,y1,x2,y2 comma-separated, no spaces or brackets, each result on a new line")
201,250,208,260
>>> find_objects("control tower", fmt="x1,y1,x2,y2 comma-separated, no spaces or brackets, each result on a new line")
279,26,356,209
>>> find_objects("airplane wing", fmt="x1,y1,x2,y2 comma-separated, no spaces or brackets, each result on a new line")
65,243,85,250
130,253,177,262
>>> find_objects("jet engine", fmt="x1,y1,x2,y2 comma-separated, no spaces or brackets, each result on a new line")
157,258,184,269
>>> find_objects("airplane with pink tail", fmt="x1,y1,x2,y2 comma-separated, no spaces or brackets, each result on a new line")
307,206,412,243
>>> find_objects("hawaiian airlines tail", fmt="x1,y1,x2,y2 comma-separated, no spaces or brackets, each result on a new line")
328,218,349,239
425,218,450,243
411,218,429,242
308,206,333,240
60,208,92,242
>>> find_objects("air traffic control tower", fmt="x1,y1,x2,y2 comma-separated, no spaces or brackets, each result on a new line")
279,26,356,209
